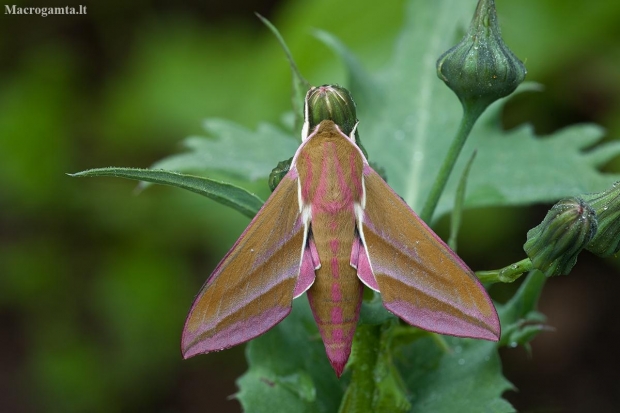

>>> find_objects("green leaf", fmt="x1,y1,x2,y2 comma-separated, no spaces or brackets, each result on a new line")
238,297,516,413
70,167,263,218
400,336,515,412
312,29,381,113
337,0,620,219
154,0,620,223
93,0,618,410
497,271,550,350
151,119,299,181
455,118,620,217
256,13,311,132
236,299,343,413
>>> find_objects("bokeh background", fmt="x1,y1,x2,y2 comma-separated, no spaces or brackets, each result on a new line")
1,0,620,412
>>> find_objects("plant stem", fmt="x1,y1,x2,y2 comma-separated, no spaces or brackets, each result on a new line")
420,102,486,223
476,258,533,284
338,325,380,413
448,150,477,251
339,321,412,413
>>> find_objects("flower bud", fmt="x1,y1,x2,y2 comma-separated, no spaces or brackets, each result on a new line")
305,85,357,138
304,84,369,159
436,0,526,110
268,157,292,192
582,182,620,257
524,197,597,276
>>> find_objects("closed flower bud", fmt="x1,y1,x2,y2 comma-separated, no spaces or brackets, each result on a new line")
305,85,358,138
268,157,292,192
304,84,369,159
524,197,597,276
582,182,620,257
436,0,526,110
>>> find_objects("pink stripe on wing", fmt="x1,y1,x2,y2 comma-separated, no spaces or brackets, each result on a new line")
182,306,290,358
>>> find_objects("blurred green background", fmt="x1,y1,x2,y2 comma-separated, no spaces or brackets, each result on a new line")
1,0,620,412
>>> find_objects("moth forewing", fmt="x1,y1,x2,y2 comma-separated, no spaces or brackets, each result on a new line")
181,171,306,358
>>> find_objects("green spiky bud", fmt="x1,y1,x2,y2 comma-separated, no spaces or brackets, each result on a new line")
436,0,526,111
304,84,369,159
270,85,370,193
582,182,620,257
305,84,358,138
524,197,597,276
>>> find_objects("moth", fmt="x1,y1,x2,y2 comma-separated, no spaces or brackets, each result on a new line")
182,85,500,376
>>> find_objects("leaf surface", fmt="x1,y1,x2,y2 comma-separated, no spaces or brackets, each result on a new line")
70,167,263,218
153,0,620,222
